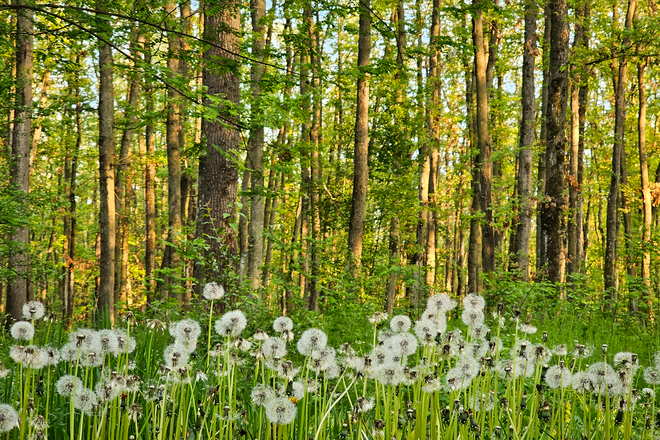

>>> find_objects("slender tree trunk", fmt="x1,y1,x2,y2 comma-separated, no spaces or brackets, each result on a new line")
466,58,481,294
604,0,637,297
638,58,653,307
247,0,267,291
143,40,157,304
7,2,32,322
162,1,182,299
97,9,116,322
115,29,141,307
536,5,551,275
347,0,371,274
29,71,50,175
195,0,241,292
514,0,537,282
540,0,569,286
576,3,590,273
472,0,495,276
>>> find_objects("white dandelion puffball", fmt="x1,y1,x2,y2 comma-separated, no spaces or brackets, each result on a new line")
387,333,419,357
22,301,45,320
545,364,573,389
273,316,294,333
390,315,412,333
164,344,190,368
10,321,34,341
462,294,486,311
56,375,84,397
0,404,19,433
426,293,457,314
203,282,225,300
461,309,485,328
170,319,202,343
74,387,98,414
265,397,297,425
215,310,248,338
95,329,120,355
114,329,137,354
297,328,327,355
251,384,275,407
644,366,660,385
262,337,287,359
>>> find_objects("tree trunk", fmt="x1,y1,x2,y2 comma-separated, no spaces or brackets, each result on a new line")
466,57,481,294
638,58,653,307
576,3,590,273
7,2,32,323
514,0,536,282
162,1,182,299
472,0,495,275
604,0,637,297
247,0,267,291
143,39,157,304
540,0,569,286
194,0,241,292
347,0,371,274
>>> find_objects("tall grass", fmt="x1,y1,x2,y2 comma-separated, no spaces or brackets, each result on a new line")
0,290,659,440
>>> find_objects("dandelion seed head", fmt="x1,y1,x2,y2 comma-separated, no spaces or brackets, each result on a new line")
528,344,552,365
387,333,418,357
203,282,225,300
642,388,655,399
273,316,293,333
390,315,412,333
445,367,472,390
146,319,167,331
215,311,248,338
545,364,573,389
421,375,442,393
354,397,375,414
0,362,8,379
454,355,480,381
571,371,594,393
587,362,616,384
376,363,404,386
170,319,202,345
113,329,137,354
10,321,34,341
466,341,488,359
377,329,395,342
414,319,437,346
496,359,524,380
369,312,388,325
253,329,269,341
74,387,97,414
471,324,490,341
262,337,287,359
644,366,660,385
95,329,119,355
56,375,84,397
518,323,537,335
80,350,103,368
164,344,190,369
10,345,46,369
462,293,486,311
233,337,252,352
68,328,96,350
297,328,327,355
31,414,48,431
264,397,297,425
553,344,568,356
129,404,143,421
613,352,638,368
0,404,19,433
426,293,457,314
573,343,593,359
22,301,45,321
461,309,485,328
59,342,79,363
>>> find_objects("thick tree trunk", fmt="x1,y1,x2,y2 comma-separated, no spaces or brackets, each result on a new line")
514,0,536,282
247,0,267,291
97,16,116,322
472,0,495,276
7,3,32,322
194,0,241,292
347,0,371,274
540,0,569,286
604,0,637,297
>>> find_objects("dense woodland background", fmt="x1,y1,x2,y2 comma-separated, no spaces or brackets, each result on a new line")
1,0,659,326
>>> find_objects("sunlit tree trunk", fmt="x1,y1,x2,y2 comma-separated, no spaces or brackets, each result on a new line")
97,7,116,322
143,38,157,304
638,57,653,310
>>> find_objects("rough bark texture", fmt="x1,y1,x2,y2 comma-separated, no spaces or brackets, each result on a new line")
194,0,240,292
347,0,371,273
466,60,481,294
247,0,267,291
472,0,495,276
604,0,637,296
143,41,157,304
7,2,33,322
97,19,116,322
540,0,569,286
514,0,536,282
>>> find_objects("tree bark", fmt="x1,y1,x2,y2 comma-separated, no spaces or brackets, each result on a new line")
97,10,116,322
143,39,157,304
540,0,569,286
472,0,495,276
7,2,32,322
638,58,653,306
194,0,241,292
347,0,371,274
604,0,637,297
247,0,267,291
514,0,536,282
